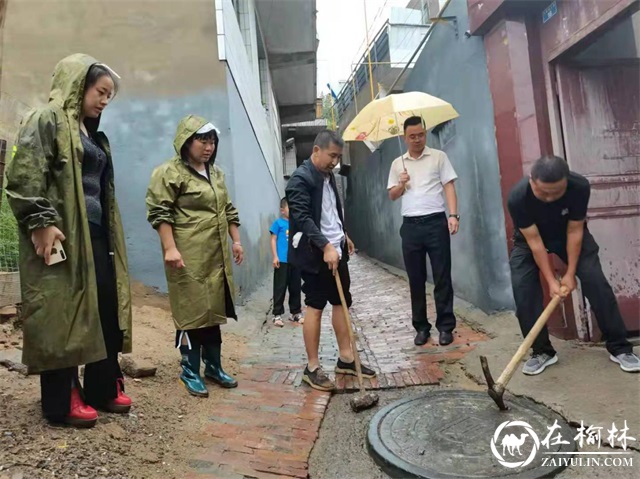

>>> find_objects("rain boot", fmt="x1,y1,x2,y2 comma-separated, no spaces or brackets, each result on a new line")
104,378,132,413
202,343,237,388
65,387,98,428
179,345,209,397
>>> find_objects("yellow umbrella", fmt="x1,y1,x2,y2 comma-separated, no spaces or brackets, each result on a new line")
342,91,459,142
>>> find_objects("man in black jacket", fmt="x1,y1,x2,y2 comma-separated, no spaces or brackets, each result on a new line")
286,130,376,391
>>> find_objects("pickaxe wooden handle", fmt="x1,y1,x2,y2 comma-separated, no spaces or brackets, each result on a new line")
335,273,366,393
481,295,563,410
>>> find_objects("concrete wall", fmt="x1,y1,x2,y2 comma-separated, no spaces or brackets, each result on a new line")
573,9,640,63
1,0,282,300
218,0,284,189
225,69,280,300
1,0,227,108
104,91,232,293
344,0,513,312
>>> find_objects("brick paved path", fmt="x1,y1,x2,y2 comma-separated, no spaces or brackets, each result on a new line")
186,255,487,479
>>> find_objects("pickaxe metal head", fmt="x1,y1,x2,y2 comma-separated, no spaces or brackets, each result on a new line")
480,355,508,411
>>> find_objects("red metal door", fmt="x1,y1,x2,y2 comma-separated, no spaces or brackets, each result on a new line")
556,63,640,334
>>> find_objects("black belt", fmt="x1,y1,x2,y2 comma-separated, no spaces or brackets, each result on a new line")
403,212,446,224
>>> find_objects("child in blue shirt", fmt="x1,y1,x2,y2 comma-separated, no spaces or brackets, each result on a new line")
270,197,303,327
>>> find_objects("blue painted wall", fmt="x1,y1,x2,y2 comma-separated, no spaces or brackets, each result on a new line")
104,70,281,303
104,88,232,293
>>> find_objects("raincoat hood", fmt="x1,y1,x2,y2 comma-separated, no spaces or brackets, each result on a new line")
49,53,119,133
174,115,220,164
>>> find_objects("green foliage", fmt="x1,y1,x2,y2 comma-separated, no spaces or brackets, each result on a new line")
322,94,337,130
0,193,20,272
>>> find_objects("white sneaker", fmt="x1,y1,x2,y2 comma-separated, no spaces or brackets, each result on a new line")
272,316,284,327
522,353,558,375
610,353,640,373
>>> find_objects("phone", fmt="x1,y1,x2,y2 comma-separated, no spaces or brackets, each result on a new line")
47,239,67,266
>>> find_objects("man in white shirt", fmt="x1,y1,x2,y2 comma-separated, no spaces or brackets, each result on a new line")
387,116,459,347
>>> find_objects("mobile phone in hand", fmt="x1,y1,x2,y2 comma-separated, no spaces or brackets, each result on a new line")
47,239,67,265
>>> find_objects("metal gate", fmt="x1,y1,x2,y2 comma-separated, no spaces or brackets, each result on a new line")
556,62,640,335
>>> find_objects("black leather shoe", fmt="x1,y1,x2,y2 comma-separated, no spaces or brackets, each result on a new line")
414,330,430,346
439,331,454,346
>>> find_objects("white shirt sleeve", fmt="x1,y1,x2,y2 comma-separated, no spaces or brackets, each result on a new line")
387,159,400,190
439,152,458,185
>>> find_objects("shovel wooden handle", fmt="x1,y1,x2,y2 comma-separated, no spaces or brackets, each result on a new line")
495,295,563,388
335,273,366,393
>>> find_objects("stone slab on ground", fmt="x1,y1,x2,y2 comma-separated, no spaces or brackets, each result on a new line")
0,349,21,363
120,355,157,378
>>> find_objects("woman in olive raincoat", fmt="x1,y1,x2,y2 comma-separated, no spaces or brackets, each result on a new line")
5,54,133,428
146,115,243,397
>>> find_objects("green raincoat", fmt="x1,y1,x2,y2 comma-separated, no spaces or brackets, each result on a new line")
146,115,240,330
5,54,133,373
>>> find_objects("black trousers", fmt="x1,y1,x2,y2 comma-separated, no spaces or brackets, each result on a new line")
510,230,632,357
40,223,123,421
175,325,222,348
400,213,456,334
272,263,302,316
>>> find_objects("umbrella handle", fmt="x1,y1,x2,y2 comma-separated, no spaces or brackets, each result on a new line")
402,159,410,190
396,134,410,190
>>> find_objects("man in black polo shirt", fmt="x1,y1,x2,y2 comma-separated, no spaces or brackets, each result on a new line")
508,155,638,375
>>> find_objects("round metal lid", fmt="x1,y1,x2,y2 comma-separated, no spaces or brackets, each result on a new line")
368,390,575,478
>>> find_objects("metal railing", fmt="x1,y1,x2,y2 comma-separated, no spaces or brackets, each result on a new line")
334,20,391,120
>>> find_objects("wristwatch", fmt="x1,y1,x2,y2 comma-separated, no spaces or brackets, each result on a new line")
449,214,460,221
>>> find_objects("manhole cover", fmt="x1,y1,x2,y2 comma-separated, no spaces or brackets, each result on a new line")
368,390,575,478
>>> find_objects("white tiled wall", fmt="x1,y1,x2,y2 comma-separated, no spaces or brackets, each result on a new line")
215,0,284,191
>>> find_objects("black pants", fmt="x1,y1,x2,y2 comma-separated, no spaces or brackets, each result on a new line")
175,325,222,348
272,263,302,316
401,213,456,334
40,223,123,421
510,230,632,357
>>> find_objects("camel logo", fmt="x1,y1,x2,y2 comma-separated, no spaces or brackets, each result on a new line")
491,420,541,469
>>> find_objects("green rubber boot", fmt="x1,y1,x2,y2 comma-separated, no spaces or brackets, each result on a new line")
179,345,209,397
202,344,237,388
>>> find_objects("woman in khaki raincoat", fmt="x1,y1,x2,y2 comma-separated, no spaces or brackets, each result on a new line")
146,115,243,397
5,54,133,428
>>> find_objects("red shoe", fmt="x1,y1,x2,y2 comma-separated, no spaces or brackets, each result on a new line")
104,378,132,414
65,387,98,428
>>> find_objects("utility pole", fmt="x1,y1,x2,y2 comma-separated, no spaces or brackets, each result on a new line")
363,0,375,102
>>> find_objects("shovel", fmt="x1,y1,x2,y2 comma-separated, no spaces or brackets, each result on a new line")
335,273,379,412
480,294,563,411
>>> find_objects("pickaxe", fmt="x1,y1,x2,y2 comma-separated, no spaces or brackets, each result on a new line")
480,295,563,411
